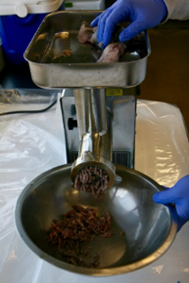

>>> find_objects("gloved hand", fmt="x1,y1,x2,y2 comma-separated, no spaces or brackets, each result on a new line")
153,175,189,231
91,0,167,47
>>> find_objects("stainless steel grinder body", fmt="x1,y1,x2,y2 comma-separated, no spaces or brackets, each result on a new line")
23,11,149,189
71,88,116,189
61,87,137,189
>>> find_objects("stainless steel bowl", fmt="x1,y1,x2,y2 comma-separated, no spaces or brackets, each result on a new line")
15,164,177,276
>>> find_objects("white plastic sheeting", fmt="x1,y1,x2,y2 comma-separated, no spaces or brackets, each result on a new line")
0,92,189,283
135,100,189,186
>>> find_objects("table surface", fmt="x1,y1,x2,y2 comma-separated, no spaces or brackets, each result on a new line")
0,94,189,283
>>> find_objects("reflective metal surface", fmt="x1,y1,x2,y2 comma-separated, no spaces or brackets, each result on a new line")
61,89,137,168
15,164,177,276
71,88,116,188
24,11,151,88
74,89,108,136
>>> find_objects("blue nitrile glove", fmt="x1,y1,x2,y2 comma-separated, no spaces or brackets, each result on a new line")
91,0,167,47
153,175,189,231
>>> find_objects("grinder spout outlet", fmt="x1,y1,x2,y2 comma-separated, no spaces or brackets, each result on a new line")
70,88,117,197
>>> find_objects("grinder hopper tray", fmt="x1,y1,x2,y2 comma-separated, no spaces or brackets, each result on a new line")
24,11,151,88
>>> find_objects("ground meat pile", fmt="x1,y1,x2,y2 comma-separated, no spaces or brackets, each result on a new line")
73,166,109,198
47,205,112,267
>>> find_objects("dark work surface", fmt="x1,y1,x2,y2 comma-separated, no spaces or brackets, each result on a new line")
0,61,38,89
105,0,116,8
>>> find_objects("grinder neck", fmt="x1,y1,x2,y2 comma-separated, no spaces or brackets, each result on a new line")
70,88,116,189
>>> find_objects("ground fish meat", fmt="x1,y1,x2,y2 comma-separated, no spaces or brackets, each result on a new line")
73,166,109,198
47,205,112,268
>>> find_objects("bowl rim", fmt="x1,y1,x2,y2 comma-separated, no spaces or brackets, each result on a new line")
14,164,177,276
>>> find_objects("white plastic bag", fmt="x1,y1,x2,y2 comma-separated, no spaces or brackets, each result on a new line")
0,91,189,283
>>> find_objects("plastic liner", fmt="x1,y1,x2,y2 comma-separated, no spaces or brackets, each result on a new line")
0,90,189,283
135,100,189,187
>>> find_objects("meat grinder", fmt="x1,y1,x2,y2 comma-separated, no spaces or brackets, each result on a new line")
60,87,138,190
14,12,179,277
24,10,151,191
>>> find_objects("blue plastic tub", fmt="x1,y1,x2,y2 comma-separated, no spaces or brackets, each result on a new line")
0,3,64,65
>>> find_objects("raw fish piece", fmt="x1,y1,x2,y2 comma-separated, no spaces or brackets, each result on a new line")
97,42,125,63
77,21,97,44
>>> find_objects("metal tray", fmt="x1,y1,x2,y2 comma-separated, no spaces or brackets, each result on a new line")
24,11,151,88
